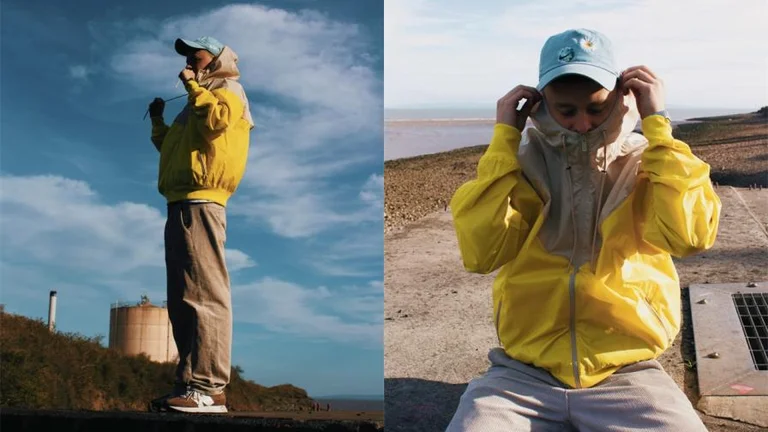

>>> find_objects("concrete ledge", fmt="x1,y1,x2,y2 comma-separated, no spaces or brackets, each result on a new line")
0,408,384,432
698,396,768,428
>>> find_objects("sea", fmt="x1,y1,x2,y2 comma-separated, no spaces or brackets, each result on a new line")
384,107,756,161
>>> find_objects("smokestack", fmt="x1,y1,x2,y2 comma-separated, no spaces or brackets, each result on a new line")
48,290,57,332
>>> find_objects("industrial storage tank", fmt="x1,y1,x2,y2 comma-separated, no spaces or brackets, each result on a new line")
108,296,178,363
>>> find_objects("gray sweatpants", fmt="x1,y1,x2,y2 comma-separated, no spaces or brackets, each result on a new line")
165,201,231,396
446,348,706,431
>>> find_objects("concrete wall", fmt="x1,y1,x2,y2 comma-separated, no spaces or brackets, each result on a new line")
108,305,178,363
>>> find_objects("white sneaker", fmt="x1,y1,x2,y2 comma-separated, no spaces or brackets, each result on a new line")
165,389,228,413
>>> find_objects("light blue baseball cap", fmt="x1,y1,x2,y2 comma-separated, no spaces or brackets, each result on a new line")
536,29,619,91
175,36,224,57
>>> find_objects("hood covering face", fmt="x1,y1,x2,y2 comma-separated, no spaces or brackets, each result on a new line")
518,91,647,271
195,45,254,128
529,91,640,153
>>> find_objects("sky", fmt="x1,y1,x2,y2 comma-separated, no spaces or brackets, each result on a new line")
0,0,384,397
384,0,768,110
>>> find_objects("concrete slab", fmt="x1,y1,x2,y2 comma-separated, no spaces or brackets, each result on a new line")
690,282,768,427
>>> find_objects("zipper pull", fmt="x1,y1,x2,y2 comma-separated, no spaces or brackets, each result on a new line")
581,137,587,152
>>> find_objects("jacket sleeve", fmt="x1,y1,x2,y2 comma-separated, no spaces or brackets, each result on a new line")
638,115,721,257
185,80,244,138
150,117,170,152
450,124,544,274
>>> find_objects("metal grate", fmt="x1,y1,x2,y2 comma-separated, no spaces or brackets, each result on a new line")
732,293,768,370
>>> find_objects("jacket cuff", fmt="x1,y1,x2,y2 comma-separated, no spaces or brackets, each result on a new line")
488,123,522,155
185,80,201,93
641,114,674,144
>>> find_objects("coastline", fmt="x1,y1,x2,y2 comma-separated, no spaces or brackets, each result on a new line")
384,110,768,233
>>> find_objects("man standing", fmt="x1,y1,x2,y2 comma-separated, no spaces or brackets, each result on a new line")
147,36,253,413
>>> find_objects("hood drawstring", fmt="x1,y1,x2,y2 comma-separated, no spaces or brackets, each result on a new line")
590,130,609,273
562,134,578,268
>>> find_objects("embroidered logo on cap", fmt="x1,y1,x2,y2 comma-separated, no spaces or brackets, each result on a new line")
558,47,574,62
580,38,597,51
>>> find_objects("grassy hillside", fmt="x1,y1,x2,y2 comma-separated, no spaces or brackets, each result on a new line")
0,311,312,412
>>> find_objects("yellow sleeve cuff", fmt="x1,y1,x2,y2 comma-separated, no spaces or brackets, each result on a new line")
185,80,201,92
641,114,673,143
488,123,523,155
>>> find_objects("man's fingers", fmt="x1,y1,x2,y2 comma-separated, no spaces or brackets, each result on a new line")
518,98,536,118
516,86,542,103
623,69,655,85
500,85,540,102
500,89,538,109
623,65,654,76
515,89,538,106
497,85,541,127
633,65,657,79
519,85,541,99
623,78,651,94
499,86,527,102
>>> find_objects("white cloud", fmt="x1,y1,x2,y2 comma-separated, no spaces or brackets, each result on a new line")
232,277,382,347
307,225,383,277
0,175,255,276
0,175,164,273
385,0,768,109
108,4,383,239
301,174,383,277
359,173,383,207
69,65,93,80
0,174,377,348
367,280,383,291
226,249,257,272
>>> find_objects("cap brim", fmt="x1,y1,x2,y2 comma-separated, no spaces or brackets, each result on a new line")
537,63,618,91
175,38,206,56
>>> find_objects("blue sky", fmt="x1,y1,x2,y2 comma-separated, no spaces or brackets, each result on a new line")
384,0,767,110
0,0,384,397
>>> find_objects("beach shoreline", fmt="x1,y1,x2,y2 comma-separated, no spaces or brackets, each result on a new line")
384,110,767,233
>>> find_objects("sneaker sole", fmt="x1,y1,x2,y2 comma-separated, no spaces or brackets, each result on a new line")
167,405,228,414
148,400,167,413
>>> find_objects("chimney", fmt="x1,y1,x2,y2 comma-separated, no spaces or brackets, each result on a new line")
48,290,57,332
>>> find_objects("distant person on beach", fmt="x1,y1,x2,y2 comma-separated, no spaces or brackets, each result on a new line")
448,29,720,431
147,36,254,414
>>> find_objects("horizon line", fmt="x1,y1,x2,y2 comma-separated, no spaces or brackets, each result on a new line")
384,104,762,111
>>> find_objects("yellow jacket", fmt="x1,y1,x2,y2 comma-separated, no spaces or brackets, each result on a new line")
151,45,253,207
450,94,721,388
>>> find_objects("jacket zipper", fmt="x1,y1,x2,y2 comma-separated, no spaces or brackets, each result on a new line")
641,296,673,344
494,297,503,346
198,152,208,183
569,269,582,388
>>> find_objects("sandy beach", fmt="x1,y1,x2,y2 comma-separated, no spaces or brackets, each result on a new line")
383,111,768,431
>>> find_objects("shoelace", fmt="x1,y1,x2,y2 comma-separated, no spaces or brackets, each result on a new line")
182,390,206,404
